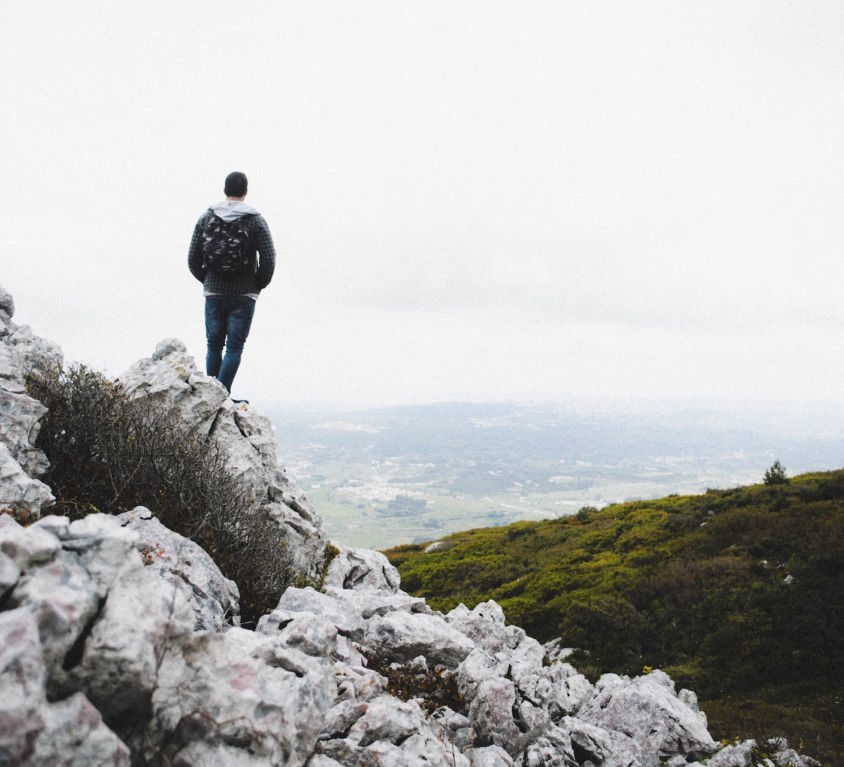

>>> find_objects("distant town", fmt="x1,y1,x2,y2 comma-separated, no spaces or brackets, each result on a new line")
270,402,844,549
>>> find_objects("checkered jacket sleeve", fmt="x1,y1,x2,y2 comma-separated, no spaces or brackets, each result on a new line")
187,211,276,295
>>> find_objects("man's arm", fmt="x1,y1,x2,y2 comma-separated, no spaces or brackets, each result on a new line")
187,218,206,282
254,216,276,290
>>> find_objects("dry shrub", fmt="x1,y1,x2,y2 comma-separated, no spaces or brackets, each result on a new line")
27,364,293,625
360,649,465,716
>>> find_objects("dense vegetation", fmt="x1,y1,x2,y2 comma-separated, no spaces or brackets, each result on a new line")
385,471,844,764
27,365,295,625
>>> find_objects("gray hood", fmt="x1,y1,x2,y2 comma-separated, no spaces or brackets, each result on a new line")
210,200,260,222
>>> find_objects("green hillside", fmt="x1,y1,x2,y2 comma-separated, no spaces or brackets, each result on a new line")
384,469,844,764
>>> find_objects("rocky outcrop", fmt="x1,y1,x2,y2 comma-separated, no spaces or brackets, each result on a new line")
0,284,823,767
117,506,241,631
118,337,329,581
0,288,60,520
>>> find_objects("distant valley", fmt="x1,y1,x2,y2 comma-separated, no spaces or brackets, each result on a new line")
269,402,844,549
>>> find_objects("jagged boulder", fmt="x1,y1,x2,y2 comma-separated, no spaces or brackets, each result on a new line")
0,288,59,521
3,513,195,729
118,338,328,580
0,607,130,767
577,670,717,765
0,443,54,519
0,285,13,320
365,611,476,668
117,506,240,630
466,745,516,766
144,629,337,767
323,541,402,593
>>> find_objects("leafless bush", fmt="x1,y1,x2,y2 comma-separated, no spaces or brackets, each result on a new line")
27,364,292,625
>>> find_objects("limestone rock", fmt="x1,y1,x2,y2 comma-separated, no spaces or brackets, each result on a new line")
424,539,454,553
65,564,195,722
5,514,194,733
9,551,101,695
323,541,401,593
0,550,19,597
0,390,51,481
117,506,240,630
516,662,594,721
145,629,336,767
447,600,509,654
261,609,340,659
768,739,822,767
345,695,426,748
364,610,475,668
0,287,60,525
317,695,472,767
430,705,475,749
456,647,511,704
564,716,643,767
318,699,370,741
0,514,60,570
517,723,576,767
704,739,756,766
24,692,131,767
0,444,54,519
466,745,516,767
119,339,328,582
261,586,367,641
0,285,13,320
578,670,717,765
0,606,48,764
0,606,129,767
468,676,520,750
4,323,63,379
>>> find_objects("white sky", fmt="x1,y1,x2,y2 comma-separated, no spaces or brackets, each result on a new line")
3,1,844,412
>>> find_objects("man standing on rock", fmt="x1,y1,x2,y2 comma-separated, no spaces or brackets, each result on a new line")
188,171,275,399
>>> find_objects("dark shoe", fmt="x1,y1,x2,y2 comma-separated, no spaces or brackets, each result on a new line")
231,398,249,405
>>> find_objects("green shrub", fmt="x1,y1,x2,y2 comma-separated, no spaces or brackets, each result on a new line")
27,364,293,626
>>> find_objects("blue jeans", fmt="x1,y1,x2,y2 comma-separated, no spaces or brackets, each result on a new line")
205,295,256,392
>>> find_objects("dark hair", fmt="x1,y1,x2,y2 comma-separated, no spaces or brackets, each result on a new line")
224,171,248,197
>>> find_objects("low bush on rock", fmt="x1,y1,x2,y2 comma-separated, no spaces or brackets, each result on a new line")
360,649,465,716
27,364,292,625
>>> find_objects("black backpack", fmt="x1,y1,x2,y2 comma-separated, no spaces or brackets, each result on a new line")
201,212,253,276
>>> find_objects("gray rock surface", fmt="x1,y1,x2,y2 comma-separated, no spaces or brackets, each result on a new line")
365,610,476,668
577,670,717,765
117,506,240,630
703,739,756,767
466,745,516,766
323,541,402,593
0,606,130,767
0,285,13,320
0,291,59,521
118,338,329,580
0,443,54,518
145,629,337,767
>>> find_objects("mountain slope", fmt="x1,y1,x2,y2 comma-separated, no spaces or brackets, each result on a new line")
385,470,844,762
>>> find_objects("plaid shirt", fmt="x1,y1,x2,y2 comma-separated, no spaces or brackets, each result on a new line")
188,209,276,295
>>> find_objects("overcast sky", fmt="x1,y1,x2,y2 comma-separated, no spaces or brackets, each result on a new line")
3,1,844,414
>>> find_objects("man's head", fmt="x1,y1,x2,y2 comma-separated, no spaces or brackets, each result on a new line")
224,171,248,199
